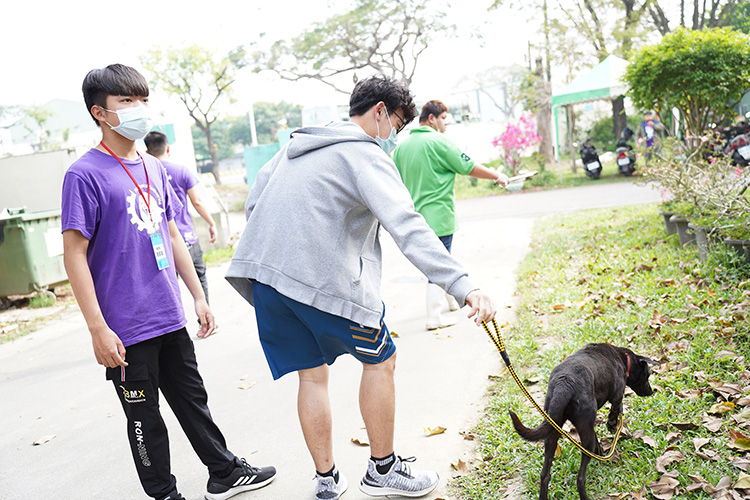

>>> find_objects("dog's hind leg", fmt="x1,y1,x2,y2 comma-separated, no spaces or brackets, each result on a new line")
575,423,597,500
538,430,560,500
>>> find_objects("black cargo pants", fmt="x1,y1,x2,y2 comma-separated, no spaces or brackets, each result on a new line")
106,328,236,499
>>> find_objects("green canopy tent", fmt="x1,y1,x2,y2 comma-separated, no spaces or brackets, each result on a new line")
551,55,630,161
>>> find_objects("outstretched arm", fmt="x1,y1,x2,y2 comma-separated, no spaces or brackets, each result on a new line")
469,164,509,186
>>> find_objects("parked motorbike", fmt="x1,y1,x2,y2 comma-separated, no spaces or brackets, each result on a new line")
579,140,602,179
722,121,750,168
615,127,637,176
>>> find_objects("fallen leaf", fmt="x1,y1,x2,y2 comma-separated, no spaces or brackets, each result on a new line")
702,417,724,433
666,431,681,443
648,471,680,500
237,382,256,390
656,450,685,473
672,421,698,430
451,459,469,474
552,303,566,312
239,374,250,381
696,449,720,461
33,435,55,446
734,473,750,489
686,474,709,492
425,426,446,436
390,331,400,338
708,402,735,415
638,434,657,448
730,456,750,471
693,437,711,452
350,437,369,446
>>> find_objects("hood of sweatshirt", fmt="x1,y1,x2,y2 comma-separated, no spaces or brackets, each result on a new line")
286,122,378,159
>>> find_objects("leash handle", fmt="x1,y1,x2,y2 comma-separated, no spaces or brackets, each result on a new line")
481,320,624,462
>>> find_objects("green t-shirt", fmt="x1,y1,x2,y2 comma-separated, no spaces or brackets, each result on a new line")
392,126,475,237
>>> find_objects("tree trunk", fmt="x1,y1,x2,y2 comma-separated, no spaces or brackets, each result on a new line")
535,57,554,164
205,125,222,185
612,96,627,140
567,105,577,173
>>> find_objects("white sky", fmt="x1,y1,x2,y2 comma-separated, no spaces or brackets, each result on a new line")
1,0,533,115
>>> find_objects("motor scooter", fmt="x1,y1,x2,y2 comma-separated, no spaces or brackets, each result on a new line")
615,127,636,176
579,140,602,179
723,121,750,168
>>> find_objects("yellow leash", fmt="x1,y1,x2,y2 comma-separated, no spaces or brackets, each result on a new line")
481,319,624,461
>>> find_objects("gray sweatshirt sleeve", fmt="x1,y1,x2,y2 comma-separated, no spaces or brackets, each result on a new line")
354,152,477,305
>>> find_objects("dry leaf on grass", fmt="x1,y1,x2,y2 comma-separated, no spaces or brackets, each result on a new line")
728,429,750,451
656,450,685,473
696,448,721,461
648,471,680,499
450,459,470,474
32,435,55,446
687,474,710,492
730,456,750,471
694,437,711,452
666,432,681,444
424,426,446,436
672,421,698,430
734,473,750,489
708,402,735,415
702,417,724,433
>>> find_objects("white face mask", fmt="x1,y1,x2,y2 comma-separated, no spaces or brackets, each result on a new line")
102,105,154,141
375,107,398,155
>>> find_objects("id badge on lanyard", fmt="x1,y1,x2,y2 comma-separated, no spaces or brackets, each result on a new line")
100,141,170,271
149,224,170,271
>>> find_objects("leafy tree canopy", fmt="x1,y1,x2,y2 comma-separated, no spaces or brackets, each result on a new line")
625,27,750,136
253,0,454,93
140,45,246,183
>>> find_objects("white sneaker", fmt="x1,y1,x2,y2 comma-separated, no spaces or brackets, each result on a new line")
359,456,438,497
316,470,348,500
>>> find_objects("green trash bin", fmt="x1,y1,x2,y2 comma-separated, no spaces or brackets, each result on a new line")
0,207,68,298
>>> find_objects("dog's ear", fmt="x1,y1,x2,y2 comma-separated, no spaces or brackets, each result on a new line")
638,355,657,366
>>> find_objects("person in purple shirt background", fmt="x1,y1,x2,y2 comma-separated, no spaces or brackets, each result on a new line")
61,63,275,500
145,131,216,307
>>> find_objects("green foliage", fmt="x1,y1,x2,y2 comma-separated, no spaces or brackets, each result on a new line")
190,102,302,164
729,2,750,34
254,0,453,92
454,204,750,499
585,114,641,152
625,27,750,135
140,45,246,179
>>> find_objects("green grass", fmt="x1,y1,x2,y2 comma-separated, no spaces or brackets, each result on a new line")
453,203,750,499
204,246,236,267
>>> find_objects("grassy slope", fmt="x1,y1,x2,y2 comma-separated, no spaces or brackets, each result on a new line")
454,203,750,499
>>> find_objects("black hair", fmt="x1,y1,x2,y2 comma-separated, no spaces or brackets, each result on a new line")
419,100,448,123
144,131,168,156
82,64,149,126
348,75,417,125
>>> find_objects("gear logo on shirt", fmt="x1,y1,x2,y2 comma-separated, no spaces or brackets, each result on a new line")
127,189,164,233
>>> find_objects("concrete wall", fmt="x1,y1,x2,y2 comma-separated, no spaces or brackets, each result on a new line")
0,149,78,212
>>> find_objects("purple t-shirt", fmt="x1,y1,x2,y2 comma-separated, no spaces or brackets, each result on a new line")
61,148,187,347
161,160,200,245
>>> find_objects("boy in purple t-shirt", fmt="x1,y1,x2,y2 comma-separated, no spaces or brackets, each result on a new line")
61,64,275,500
144,131,216,307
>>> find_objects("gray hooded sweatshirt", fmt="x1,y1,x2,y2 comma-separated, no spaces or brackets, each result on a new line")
225,121,476,329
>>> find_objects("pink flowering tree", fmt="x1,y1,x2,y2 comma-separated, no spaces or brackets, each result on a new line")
492,113,542,176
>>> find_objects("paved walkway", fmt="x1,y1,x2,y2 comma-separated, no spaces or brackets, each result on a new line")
0,182,660,500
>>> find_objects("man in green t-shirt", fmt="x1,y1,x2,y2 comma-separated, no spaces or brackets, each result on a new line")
393,100,508,330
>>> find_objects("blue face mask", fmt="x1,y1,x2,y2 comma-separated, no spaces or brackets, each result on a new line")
375,107,398,155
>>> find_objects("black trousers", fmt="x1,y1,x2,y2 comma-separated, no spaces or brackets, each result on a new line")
107,328,235,499
187,240,209,304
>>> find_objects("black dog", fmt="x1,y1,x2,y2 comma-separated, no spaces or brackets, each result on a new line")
509,343,654,500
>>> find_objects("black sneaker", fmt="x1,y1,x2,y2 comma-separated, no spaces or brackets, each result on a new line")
205,458,276,500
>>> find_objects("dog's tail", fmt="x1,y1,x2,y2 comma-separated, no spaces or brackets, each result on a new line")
508,410,554,442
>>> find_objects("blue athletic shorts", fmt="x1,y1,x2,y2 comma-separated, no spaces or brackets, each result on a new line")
252,281,397,380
